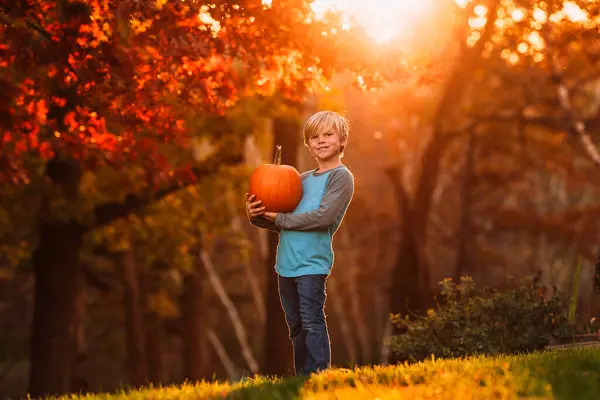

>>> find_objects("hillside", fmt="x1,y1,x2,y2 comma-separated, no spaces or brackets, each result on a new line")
53,346,600,400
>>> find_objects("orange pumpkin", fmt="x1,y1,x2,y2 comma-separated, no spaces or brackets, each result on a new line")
249,145,302,213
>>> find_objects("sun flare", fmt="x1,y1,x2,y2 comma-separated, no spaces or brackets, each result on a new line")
310,0,434,43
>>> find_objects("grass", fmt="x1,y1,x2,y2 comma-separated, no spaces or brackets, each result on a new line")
55,346,600,400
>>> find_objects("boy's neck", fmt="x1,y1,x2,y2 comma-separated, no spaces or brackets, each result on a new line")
315,158,343,173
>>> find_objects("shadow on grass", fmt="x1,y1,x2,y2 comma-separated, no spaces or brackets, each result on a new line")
221,375,310,400
221,348,600,400
509,348,600,400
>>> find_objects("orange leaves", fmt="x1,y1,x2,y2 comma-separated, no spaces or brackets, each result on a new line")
64,111,78,132
23,99,49,125
166,80,179,93
130,18,154,34
35,99,48,124
56,107,124,166
47,65,58,78
2,0,397,184
63,66,78,84
144,46,163,61
0,42,9,68
64,107,108,142
76,37,87,47
136,64,152,74
39,142,54,159
77,0,112,48
51,97,67,108
78,22,109,48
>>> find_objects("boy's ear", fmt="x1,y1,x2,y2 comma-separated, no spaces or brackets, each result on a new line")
340,136,348,148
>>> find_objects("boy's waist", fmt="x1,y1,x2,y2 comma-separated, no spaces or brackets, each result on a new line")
278,229,332,247
276,230,333,269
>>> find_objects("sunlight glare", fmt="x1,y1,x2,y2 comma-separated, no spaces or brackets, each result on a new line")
469,16,487,29
533,8,547,23
310,0,434,43
562,1,587,22
511,8,525,22
527,31,545,50
466,31,481,47
547,1,588,23
198,6,221,37
341,14,351,31
474,5,487,16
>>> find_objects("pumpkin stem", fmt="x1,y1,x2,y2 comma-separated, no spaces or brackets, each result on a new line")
273,145,282,165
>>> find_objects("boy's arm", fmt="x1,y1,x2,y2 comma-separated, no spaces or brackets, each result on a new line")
249,216,281,232
274,169,354,231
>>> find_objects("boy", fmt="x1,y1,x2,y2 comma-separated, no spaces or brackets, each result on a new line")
245,110,355,376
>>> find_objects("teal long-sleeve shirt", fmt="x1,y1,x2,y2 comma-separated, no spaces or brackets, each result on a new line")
249,165,354,277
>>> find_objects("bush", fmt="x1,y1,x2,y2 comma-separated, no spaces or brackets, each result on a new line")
388,276,574,363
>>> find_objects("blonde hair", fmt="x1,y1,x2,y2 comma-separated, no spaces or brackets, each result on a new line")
302,111,350,156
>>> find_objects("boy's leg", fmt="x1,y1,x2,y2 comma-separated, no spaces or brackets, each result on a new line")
277,274,307,375
296,274,330,374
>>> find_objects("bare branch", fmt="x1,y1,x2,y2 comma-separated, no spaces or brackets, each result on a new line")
200,249,259,374
206,328,237,381
89,152,244,232
0,4,52,40
541,23,600,166
482,208,599,260
225,190,266,324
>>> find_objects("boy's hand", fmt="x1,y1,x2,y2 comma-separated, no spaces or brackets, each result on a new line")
245,193,266,218
263,212,278,221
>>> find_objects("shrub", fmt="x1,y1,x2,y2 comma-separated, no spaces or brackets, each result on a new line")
388,276,574,363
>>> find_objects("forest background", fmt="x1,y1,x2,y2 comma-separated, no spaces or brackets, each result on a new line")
1,0,600,398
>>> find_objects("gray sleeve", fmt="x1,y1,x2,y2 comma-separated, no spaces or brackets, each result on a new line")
249,216,280,232
274,169,354,231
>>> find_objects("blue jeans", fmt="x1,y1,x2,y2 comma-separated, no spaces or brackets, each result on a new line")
278,274,331,376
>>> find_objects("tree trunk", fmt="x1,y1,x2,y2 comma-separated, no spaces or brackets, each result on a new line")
454,129,476,280
121,243,148,387
327,277,357,364
140,261,166,385
26,1,92,390
145,312,165,385
262,116,301,376
391,212,429,315
29,220,83,398
29,158,84,398
71,267,88,393
387,0,501,327
180,254,209,382
385,165,433,317
339,229,371,364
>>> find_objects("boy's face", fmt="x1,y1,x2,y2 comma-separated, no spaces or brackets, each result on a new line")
307,129,346,162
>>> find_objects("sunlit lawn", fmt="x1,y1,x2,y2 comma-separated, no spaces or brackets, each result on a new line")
49,346,600,400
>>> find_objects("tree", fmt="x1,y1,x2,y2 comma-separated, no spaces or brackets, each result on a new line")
0,0,395,395
384,0,600,312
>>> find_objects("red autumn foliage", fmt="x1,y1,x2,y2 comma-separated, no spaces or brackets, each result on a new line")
3,0,391,184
